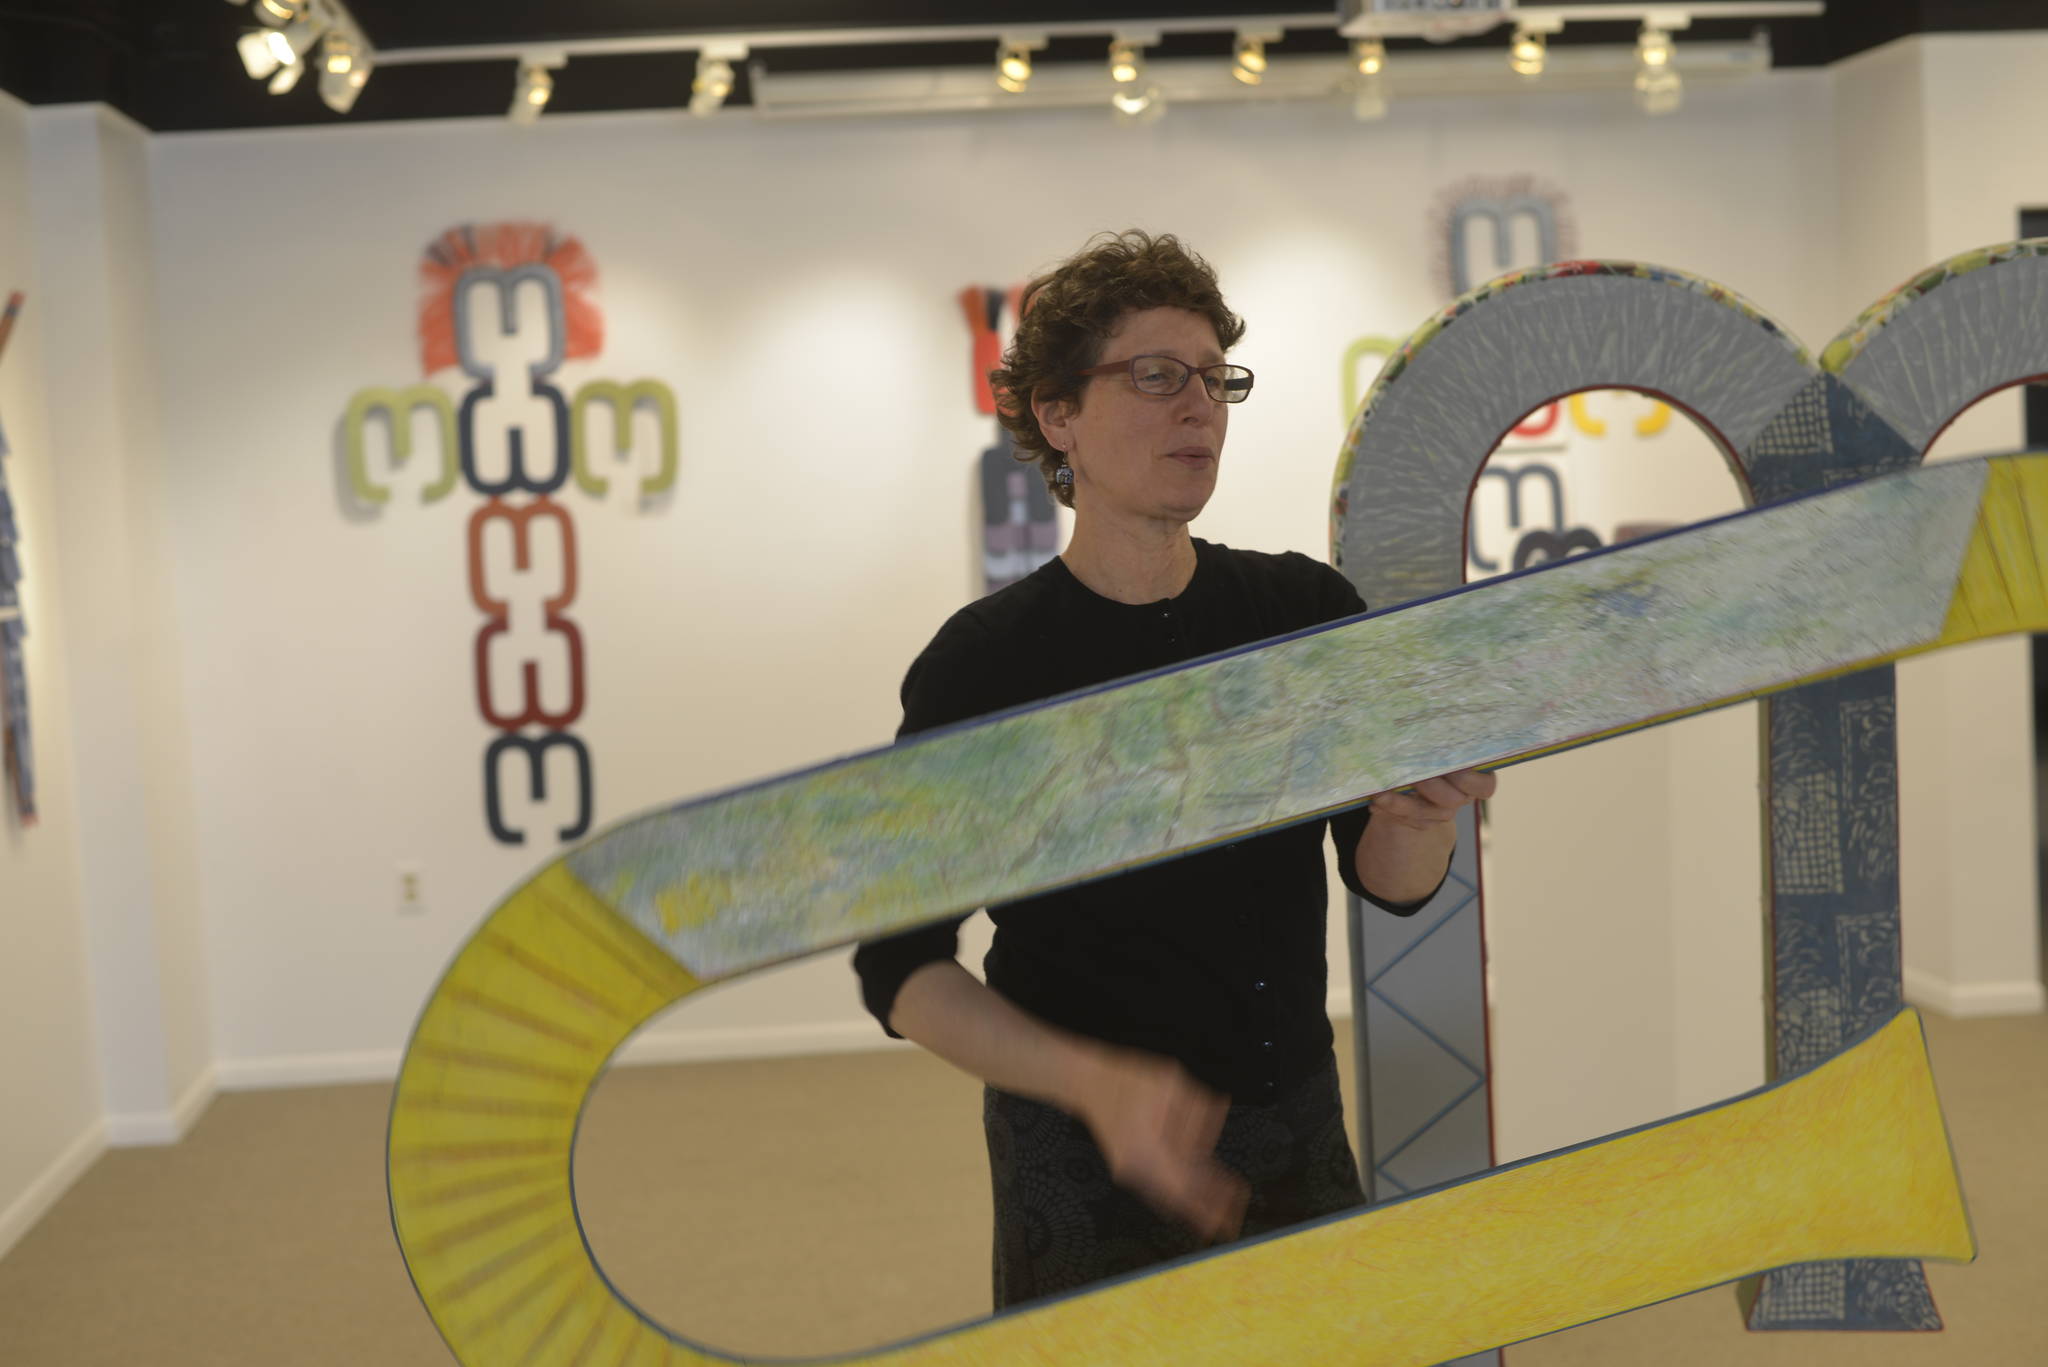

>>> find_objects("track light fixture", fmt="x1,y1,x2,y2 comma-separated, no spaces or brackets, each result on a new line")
510,60,556,124
689,43,746,116
265,12,324,68
233,0,374,110
1104,29,1163,121
996,46,1030,92
1109,40,1140,85
223,4,1806,124
236,29,283,80
319,32,371,113
1638,23,1675,70
323,31,355,75
691,59,735,114
994,35,1044,94
321,66,370,113
1635,19,1684,114
1232,30,1277,87
1106,31,1163,123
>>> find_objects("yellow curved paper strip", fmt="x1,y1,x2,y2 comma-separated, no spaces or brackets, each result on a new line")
391,880,1969,1367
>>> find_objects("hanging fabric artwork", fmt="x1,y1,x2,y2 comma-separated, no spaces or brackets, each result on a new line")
961,286,1057,595
0,291,33,826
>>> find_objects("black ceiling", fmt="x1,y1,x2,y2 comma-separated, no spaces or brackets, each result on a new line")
2,2,2043,132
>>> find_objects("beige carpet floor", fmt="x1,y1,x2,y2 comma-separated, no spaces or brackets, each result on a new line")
1,1009,2042,1365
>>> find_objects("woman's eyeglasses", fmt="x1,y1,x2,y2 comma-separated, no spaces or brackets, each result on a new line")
1075,354,1255,403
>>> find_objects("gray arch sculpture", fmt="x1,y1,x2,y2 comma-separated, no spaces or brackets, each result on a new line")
1328,246,2048,1340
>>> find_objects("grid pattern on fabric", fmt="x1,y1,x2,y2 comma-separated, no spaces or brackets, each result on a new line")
1771,771,1844,895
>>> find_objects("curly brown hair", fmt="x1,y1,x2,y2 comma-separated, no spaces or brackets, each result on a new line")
992,231,1245,508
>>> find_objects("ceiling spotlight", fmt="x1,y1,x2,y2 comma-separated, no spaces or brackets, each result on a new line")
320,44,370,114
690,56,736,115
254,0,301,22
1638,23,1674,70
1352,38,1385,77
1232,32,1273,86
236,29,283,80
263,13,324,69
322,32,355,76
510,61,554,124
1510,28,1547,78
995,37,1041,94
1109,40,1140,85
268,59,304,95
1635,22,1681,114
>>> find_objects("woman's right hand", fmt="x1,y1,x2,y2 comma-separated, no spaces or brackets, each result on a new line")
885,962,1248,1242
1071,1046,1249,1244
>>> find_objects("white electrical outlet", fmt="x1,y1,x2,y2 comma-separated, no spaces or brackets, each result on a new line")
398,864,425,915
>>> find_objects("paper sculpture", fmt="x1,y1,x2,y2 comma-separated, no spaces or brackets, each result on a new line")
390,427,2040,1360
960,286,1056,595
1332,240,2048,1330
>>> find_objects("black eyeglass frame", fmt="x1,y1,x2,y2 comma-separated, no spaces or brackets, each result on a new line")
1074,354,1256,403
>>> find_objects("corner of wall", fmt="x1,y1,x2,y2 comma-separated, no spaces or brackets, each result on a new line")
0,1118,106,1263
0,91,109,1265
25,98,217,1131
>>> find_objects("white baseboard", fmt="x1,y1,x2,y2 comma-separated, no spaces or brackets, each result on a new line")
213,998,1378,1092
215,1021,915,1092
614,1019,913,1067
1903,966,2048,1018
0,1119,106,1261
214,1048,402,1091
105,1065,219,1147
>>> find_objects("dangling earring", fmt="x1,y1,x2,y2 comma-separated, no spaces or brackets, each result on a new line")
1053,462,1074,493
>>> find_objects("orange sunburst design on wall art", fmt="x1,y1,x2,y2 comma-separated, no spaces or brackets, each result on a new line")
417,223,603,377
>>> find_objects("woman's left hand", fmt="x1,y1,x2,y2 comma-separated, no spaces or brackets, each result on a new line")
1367,768,1497,830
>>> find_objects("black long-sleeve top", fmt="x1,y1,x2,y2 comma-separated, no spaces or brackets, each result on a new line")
852,539,1437,1102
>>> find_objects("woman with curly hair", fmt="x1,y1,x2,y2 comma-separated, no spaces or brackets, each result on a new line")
854,230,1493,1310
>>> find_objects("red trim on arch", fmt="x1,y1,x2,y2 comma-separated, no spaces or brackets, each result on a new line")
1455,386,1762,577
1914,371,2048,457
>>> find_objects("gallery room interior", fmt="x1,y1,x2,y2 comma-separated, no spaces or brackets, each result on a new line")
0,2,2043,1364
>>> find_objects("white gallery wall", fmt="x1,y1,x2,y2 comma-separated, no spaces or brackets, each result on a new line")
1,33,2042,1251
146,66,1848,1120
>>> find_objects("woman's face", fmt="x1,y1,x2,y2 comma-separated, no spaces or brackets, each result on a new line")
1036,306,1229,528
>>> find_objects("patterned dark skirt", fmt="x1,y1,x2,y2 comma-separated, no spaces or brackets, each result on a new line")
982,1053,1365,1310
